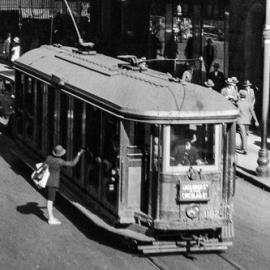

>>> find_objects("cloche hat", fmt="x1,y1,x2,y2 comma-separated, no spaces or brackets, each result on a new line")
231,76,239,84
52,145,66,157
225,78,234,85
13,37,20,43
239,90,248,97
243,80,252,87
204,79,215,87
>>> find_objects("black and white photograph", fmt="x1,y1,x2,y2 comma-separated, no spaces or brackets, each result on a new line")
0,1,270,269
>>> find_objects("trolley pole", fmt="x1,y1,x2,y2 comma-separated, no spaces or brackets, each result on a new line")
256,0,270,176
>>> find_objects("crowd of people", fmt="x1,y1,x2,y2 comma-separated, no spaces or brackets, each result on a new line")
203,63,259,155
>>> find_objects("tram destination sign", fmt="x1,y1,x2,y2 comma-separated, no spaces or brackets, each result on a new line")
179,181,210,202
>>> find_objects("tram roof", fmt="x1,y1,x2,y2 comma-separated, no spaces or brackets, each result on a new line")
14,45,238,123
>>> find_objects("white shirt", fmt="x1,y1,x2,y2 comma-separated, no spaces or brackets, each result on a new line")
11,45,21,62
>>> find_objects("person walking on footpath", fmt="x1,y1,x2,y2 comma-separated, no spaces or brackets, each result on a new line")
45,145,85,225
221,78,239,105
237,90,259,154
10,37,21,63
242,80,256,107
2,33,11,62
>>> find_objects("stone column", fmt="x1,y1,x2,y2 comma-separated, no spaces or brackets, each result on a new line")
256,0,270,176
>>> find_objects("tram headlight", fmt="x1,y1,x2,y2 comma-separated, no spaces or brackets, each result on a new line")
185,204,200,219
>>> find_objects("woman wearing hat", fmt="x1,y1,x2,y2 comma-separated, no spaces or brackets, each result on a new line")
204,79,215,90
221,77,239,104
242,80,255,106
44,145,85,225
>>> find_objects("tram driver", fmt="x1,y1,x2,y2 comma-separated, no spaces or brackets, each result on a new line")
170,129,203,166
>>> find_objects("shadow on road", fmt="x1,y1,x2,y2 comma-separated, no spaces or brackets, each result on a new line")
16,202,47,222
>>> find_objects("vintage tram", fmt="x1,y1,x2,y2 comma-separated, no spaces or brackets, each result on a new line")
12,44,238,254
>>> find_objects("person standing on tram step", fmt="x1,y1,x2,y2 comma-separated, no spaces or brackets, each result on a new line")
45,145,85,225
10,37,21,63
237,90,259,154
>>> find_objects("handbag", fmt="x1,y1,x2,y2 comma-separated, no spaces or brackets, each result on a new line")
31,163,50,188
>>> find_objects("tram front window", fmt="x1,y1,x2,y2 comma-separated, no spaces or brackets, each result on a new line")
169,124,216,167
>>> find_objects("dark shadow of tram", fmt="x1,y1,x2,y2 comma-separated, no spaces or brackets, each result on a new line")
11,44,239,254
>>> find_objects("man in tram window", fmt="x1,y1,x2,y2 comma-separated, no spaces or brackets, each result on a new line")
171,130,203,166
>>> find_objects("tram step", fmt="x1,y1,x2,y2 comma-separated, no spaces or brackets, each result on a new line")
138,241,232,254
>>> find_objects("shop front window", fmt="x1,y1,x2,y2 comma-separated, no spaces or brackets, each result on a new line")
149,1,226,83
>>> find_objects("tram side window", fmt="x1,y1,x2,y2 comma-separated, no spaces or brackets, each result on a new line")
36,81,43,151
47,86,55,154
72,99,83,179
25,77,34,140
59,92,69,151
103,115,119,168
85,105,101,190
170,124,216,167
15,72,23,136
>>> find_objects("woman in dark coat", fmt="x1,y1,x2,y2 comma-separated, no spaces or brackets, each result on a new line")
45,145,85,225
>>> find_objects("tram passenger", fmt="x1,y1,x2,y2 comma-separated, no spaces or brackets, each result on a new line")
45,145,85,225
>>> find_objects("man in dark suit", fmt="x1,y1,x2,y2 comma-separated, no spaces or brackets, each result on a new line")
208,62,225,92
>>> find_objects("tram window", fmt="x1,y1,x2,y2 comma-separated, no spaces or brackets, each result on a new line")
103,115,119,167
72,99,83,179
36,81,43,151
168,124,217,168
15,72,23,136
25,77,34,139
59,92,69,151
85,105,101,190
47,86,55,153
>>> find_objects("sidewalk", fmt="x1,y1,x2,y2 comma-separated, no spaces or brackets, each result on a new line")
236,131,270,191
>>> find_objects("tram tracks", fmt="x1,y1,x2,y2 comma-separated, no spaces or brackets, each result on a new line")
142,252,247,270
217,253,246,270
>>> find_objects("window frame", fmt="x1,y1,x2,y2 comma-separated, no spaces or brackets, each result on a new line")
162,124,220,174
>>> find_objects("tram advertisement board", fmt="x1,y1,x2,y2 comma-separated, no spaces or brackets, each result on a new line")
179,180,210,202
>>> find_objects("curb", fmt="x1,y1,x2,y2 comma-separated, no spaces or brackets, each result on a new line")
236,167,270,192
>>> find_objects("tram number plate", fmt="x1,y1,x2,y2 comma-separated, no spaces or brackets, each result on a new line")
180,181,210,202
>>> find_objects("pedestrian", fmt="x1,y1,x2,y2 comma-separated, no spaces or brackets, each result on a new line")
10,37,21,63
182,63,194,82
231,76,239,94
203,38,215,76
241,80,256,106
44,145,85,225
204,79,215,90
164,34,178,59
237,90,259,154
2,33,11,62
208,62,225,92
221,78,239,105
